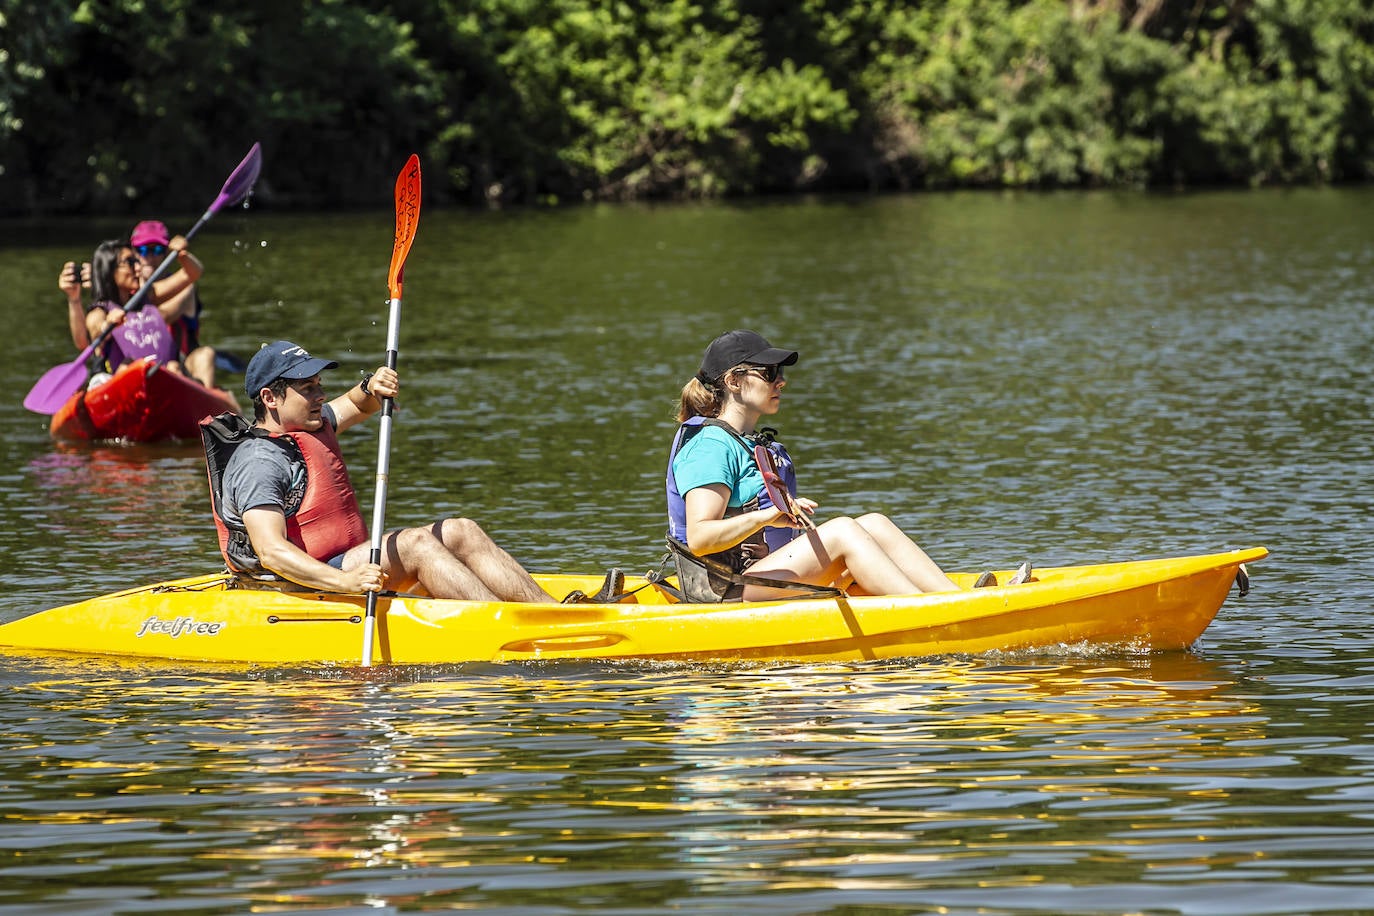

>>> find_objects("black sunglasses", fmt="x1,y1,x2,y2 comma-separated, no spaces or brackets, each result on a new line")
119,256,141,270
134,243,168,258
737,364,785,383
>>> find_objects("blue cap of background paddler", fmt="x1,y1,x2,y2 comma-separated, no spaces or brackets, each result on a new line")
245,340,339,399
697,329,798,384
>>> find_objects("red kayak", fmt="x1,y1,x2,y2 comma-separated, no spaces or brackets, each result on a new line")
50,357,241,443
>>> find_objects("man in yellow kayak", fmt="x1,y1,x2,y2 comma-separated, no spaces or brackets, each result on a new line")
202,340,565,602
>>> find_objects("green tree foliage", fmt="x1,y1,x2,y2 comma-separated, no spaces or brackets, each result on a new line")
1149,0,1374,185
2,0,1372,213
412,0,852,203
842,0,1166,188
1,0,436,212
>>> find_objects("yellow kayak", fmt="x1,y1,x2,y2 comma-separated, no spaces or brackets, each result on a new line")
0,548,1265,665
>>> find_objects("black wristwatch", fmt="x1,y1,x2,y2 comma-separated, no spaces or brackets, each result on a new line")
359,372,375,397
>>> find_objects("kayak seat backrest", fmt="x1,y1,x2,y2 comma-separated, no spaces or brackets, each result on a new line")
666,537,744,603
200,411,283,575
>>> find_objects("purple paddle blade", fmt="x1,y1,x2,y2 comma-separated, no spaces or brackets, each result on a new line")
208,142,263,215
23,350,94,414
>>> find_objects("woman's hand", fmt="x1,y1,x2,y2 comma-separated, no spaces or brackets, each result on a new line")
761,504,794,526
766,496,816,528
59,262,83,299
105,307,127,326
168,235,203,281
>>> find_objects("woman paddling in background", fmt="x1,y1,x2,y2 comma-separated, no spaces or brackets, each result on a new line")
666,329,1030,601
129,220,219,388
57,239,196,383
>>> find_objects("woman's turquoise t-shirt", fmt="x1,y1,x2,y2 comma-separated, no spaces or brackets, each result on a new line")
671,425,764,507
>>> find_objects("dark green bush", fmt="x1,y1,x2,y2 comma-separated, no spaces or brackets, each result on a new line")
2,0,1371,212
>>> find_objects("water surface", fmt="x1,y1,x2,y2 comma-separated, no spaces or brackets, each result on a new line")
1,188,1372,913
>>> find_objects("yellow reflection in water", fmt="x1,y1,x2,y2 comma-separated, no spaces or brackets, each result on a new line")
9,653,1274,906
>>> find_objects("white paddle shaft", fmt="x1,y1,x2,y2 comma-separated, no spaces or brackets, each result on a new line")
361,295,402,667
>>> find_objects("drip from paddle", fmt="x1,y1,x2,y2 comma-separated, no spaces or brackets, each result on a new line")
24,143,263,415
361,153,421,669
754,443,815,531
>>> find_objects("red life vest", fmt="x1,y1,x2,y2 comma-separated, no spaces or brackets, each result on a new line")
201,412,368,574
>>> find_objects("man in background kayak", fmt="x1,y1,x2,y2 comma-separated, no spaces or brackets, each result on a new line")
201,340,560,602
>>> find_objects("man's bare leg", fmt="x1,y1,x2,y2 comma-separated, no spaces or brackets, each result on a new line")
430,518,554,602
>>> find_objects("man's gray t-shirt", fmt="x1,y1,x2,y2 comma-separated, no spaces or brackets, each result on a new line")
221,406,338,529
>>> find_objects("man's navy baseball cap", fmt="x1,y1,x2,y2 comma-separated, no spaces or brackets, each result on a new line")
245,340,339,399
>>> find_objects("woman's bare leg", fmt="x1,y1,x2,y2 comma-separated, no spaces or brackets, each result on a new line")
854,513,959,592
745,516,922,599
185,346,216,388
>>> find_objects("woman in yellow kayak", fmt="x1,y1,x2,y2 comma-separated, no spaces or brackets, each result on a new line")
665,329,1030,601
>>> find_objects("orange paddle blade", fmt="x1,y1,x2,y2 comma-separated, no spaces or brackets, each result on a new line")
388,154,422,300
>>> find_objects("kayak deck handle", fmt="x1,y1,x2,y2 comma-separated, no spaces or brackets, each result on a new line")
501,633,626,653
267,614,364,624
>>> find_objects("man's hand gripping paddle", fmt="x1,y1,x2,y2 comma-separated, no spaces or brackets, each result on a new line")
754,443,815,531
361,153,421,668
24,143,263,414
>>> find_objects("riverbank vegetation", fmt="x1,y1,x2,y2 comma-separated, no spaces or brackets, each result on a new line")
3,0,1372,213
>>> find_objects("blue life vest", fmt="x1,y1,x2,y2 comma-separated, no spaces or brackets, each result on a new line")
665,417,802,558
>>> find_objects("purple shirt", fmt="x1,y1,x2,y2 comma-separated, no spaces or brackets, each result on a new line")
92,301,179,368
